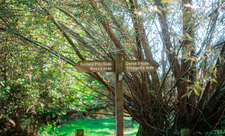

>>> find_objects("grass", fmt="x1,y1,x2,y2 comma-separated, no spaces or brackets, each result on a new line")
40,118,139,136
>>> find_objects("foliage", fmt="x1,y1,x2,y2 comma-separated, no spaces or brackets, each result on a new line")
0,33,106,135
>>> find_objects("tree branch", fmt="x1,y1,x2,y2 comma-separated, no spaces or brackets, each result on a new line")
154,0,181,80
55,6,114,60
88,0,129,60
36,0,86,61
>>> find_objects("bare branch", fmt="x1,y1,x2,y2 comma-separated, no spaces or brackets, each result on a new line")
55,6,114,60
88,0,129,60
154,0,181,80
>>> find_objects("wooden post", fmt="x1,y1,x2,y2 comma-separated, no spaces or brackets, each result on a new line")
75,129,84,136
115,54,123,136
181,128,190,136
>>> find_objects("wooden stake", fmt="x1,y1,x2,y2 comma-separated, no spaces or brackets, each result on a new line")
181,128,190,136
115,54,123,136
75,129,84,136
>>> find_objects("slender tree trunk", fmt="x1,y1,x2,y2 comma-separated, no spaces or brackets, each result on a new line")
12,113,22,136
32,114,39,136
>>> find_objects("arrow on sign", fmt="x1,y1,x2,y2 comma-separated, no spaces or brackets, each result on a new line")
123,60,159,72
75,60,159,72
75,61,115,72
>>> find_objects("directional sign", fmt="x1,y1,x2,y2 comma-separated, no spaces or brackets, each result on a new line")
123,60,159,72
75,61,114,72
74,58,160,136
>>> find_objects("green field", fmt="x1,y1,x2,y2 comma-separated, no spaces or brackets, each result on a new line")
40,118,139,136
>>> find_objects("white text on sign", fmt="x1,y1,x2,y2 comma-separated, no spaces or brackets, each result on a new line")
75,61,115,72
124,61,159,72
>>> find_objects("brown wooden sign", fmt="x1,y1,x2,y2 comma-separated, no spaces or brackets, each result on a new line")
75,60,159,73
75,61,114,72
123,60,159,72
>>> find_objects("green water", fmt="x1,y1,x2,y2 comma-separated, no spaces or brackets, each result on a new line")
40,118,139,136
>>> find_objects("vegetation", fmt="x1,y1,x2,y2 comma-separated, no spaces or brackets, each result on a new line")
40,118,139,136
0,35,107,135
1,0,225,135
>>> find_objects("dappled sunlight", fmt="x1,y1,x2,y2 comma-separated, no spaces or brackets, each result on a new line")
103,122,115,125
40,118,138,136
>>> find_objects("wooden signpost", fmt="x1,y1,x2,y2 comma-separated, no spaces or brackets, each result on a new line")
115,55,123,136
75,56,159,136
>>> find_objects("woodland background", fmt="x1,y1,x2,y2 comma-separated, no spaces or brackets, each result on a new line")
0,0,225,135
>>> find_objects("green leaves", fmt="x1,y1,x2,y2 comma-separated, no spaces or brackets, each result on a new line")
181,91,192,99
193,88,199,96
181,82,201,99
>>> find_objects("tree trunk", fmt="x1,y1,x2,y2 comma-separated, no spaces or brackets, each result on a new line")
136,124,162,136
12,113,22,136
32,114,39,136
